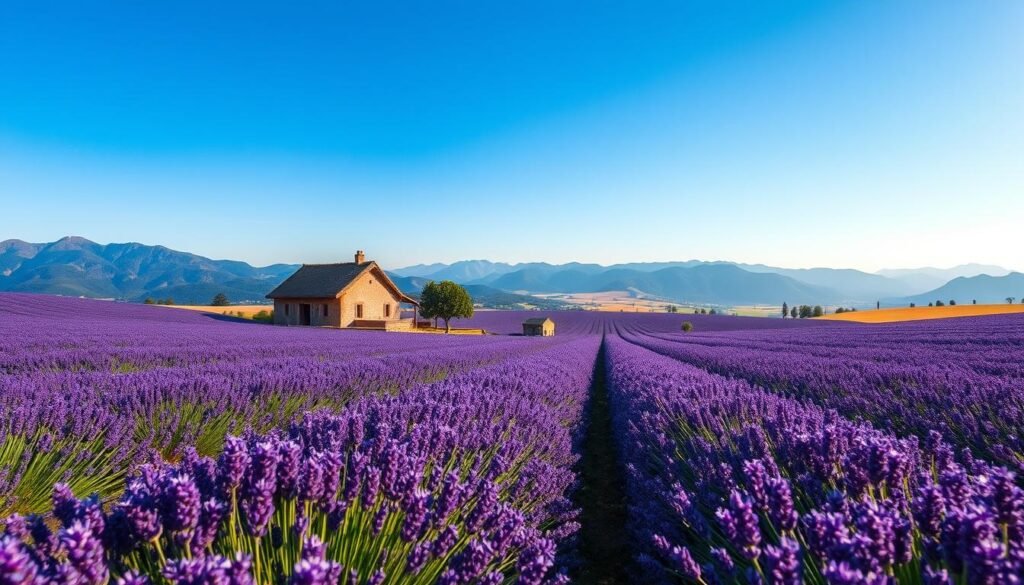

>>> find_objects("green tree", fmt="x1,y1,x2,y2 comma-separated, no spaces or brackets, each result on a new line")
910,303,916,308
781,302,788,319
1008,297,1016,305
790,306,798,318
211,293,230,306
949,300,956,306
708,308,717,315
812,305,824,317
681,321,693,332
419,280,474,333
936,300,944,307
143,297,155,305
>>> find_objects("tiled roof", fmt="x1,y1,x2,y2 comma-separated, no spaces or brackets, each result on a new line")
266,262,373,299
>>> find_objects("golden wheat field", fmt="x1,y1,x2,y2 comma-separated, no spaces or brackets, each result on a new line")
170,304,274,317
818,303,1024,323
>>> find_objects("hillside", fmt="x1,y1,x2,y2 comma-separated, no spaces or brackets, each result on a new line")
483,263,838,305
0,236,297,303
899,272,1024,306
393,259,982,303
877,264,1011,293
388,274,569,309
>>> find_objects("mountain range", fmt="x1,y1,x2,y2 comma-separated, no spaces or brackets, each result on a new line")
0,237,561,308
393,259,1016,306
1,237,1019,309
900,273,1024,306
0,237,296,303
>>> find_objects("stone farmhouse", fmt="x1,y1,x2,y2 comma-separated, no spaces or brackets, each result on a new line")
266,251,419,330
522,317,555,336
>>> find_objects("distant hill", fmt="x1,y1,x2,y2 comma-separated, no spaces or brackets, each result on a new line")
0,237,297,303
7,236,1012,309
877,264,1011,294
394,259,935,303
0,237,566,309
388,274,569,310
899,272,1024,306
482,263,838,305
737,265,917,299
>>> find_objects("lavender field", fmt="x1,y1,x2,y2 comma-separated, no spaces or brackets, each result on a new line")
1,293,1022,583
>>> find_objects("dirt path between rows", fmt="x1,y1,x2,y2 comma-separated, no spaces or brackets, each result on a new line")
575,338,631,584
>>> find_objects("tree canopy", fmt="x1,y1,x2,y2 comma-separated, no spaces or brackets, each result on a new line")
418,280,474,333
211,293,230,306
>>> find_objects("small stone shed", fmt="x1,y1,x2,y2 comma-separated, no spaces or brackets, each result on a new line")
522,317,555,337
266,250,418,330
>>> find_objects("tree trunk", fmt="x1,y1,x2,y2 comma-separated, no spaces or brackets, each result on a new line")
444,318,451,334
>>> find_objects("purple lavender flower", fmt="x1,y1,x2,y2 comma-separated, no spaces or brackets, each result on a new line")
516,538,556,585
218,436,251,495
0,536,38,585
291,558,343,585
60,521,108,585
763,537,801,585
116,571,152,585
161,473,201,542
716,490,762,561
766,477,798,532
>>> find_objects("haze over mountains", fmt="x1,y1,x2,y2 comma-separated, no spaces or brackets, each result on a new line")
0,237,296,303
2,237,1020,308
393,259,1018,305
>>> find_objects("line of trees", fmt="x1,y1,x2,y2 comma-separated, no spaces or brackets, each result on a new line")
143,297,176,305
917,298,1022,307
781,302,823,318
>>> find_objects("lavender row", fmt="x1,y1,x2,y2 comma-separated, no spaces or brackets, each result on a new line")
1,334,600,584
621,314,1024,473
604,334,1024,583
0,294,519,375
0,296,574,517
451,310,827,336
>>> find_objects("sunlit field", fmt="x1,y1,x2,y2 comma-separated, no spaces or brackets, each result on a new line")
819,303,1024,323
2,292,1022,582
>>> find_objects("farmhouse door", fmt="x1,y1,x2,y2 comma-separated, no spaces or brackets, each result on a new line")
300,303,312,326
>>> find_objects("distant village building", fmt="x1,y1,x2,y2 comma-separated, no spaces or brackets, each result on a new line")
266,250,419,330
522,317,555,336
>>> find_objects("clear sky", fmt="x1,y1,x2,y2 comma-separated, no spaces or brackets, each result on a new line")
2,1,1021,271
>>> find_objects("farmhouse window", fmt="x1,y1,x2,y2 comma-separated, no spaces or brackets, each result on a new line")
323,304,328,316
384,303,391,317
285,304,289,316
356,304,363,319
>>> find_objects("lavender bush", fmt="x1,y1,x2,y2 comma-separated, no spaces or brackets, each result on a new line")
0,294,575,516
622,314,1024,471
604,335,1024,583
0,310,600,582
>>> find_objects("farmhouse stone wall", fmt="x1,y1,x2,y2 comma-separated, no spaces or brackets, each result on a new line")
337,270,405,327
272,271,407,328
273,298,341,327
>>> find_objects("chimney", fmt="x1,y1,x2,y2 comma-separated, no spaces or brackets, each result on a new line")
354,250,365,264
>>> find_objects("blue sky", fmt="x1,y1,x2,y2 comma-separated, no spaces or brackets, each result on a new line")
1,1,1021,271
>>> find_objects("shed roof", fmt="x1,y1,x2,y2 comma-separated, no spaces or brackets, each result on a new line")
266,262,417,304
523,317,554,325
